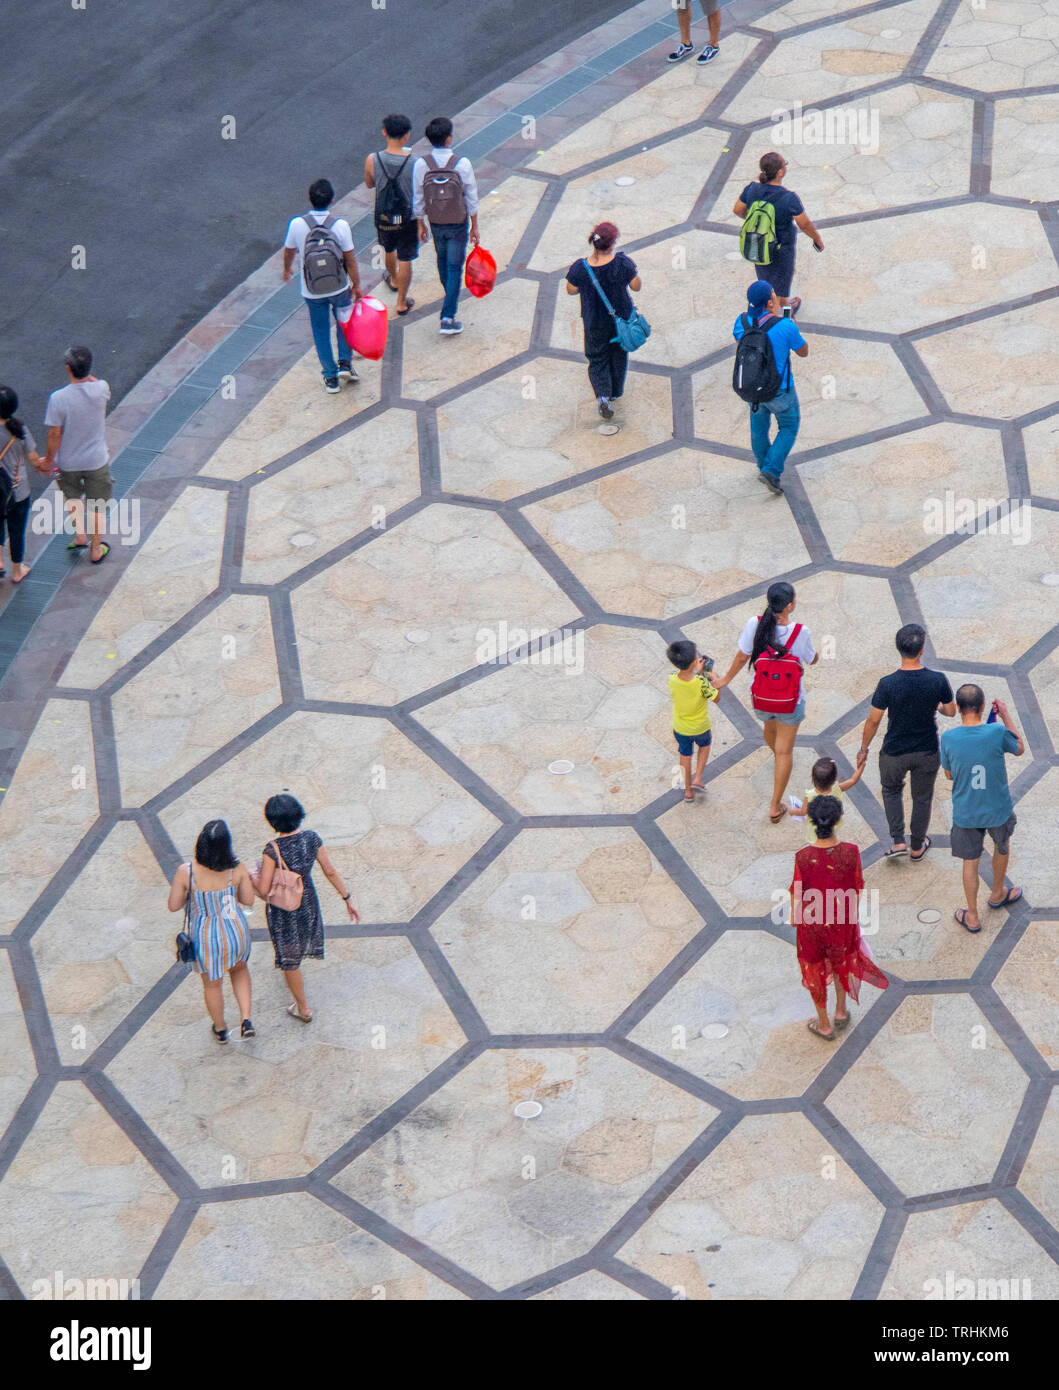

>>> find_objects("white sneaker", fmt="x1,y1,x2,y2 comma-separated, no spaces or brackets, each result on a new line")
668,42,693,62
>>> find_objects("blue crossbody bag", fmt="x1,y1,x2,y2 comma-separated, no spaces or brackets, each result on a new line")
581,258,651,352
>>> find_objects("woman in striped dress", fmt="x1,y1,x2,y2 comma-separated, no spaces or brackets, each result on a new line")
167,820,256,1043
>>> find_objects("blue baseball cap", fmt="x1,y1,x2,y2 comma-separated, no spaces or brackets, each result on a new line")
747,280,773,308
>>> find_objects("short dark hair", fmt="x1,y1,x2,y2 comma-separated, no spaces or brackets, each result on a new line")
64,345,93,379
308,179,334,210
265,792,306,833
895,623,926,659
666,639,696,671
811,757,837,791
956,683,985,715
195,819,239,872
383,113,412,140
425,116,453,148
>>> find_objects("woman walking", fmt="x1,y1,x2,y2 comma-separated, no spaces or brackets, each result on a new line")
0,385,46,582
714,580,817,822
251,793,359,1023
167,819,255,1043
565,221,642,420
733,152,825,312
790,795,888,1039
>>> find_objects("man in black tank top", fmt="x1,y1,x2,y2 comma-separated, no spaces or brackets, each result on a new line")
364,113,421,315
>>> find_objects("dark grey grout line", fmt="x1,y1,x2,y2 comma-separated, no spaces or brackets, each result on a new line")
406,823,523,930
907,0,961,79
86,965,186,1072
141,705,292,814
0,1076,55,1186
416,409,442,494
606,915,723,1038
974,985,1054,1080
851,1208,909,1300
1000,419,1032,500
597,1255,673,1300
605,1035,737,1112
992,1078,1053,1189
905,285,1059,343
890,340,947,417
995,1187,1059,1265
390,711,519,824
802,985,904,1108
818,193,972,231
0,1251,25,1301
1036,203,1059,277
11,820,113,944
89,698,122,814
705,34,776,121
81,1070,198,1199
501,508,607,617
136,1200,199,1300
970,99,993,198
221,487,246,577
282,498,431,591
268,589,304,706
500,1257,599,1301
95,591,229,700
803,1104,906,1208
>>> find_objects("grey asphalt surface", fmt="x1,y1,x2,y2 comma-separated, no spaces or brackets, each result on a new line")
1,0,638,434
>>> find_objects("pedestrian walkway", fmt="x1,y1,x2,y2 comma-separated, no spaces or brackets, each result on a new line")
1,0,1058,1300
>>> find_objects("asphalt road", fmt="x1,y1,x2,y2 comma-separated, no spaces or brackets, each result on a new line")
0,0,639,432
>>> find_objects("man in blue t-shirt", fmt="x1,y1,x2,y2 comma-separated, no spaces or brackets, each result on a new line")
940,683,1024,933
732,279,807,494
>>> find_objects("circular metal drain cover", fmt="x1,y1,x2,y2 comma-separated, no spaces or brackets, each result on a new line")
614,175,636,186
597,423,621,436
917,909,942,925
513,1101,543,1119
548,759,575,775
701,1023,730,1040
289,532,317,547
880,28,902,37
404,630,431,644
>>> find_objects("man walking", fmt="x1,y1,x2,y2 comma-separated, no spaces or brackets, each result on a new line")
283,179,363,394
365,114,421,317
732,279,807,494
857,624,956,859
668,0,721,64
413,117,480,336
42,346,112,563
941,684,1024,933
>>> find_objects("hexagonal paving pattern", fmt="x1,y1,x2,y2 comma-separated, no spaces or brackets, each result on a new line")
2,0,1058,1301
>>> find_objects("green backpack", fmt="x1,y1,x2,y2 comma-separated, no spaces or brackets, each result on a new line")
740,200,778,265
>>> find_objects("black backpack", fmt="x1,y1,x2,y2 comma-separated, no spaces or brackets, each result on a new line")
301,215,347,296
732,312,786,408
374,152,413,229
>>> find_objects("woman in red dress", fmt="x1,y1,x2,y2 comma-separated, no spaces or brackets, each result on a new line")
790,795,888,1039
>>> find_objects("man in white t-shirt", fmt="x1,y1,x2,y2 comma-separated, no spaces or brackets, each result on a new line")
42,345,113,563
283,179,363,393
413,117,480,336
714,582,818,822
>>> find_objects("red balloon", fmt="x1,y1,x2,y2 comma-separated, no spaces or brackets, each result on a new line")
464,246,497,298
342,296,389,360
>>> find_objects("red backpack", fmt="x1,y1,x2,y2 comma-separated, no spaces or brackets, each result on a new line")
750,619,803,715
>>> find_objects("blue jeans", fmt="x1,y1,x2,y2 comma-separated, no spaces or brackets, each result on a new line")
432,222,469,321
306,288,352,378
750,386,800,479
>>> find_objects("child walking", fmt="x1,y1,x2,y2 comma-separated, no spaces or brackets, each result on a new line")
802,756,862,843
667,639,720,802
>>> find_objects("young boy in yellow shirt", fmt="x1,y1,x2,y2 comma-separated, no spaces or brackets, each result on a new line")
667,639,720,802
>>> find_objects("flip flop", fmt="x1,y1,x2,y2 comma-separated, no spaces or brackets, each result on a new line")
954,909,981,934
789,297,802,315
286,1003,313,1023
807,1020,836,1041
683,792,695,803
833,1012,851,1030
67,539,89,550
396,298,415,316
381,274,398,292
987,886,1023,909
909,836,931,861
769,805,788,824
90,543,110,564
691,782,706,793
883,846,908,858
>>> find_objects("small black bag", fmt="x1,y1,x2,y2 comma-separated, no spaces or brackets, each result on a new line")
175,862,196,965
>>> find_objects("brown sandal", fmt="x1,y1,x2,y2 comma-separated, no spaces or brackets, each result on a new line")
807,1020,836,1041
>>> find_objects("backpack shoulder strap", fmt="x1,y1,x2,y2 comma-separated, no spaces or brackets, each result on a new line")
425,152,441,172
306,213,334,234
582,259,616,316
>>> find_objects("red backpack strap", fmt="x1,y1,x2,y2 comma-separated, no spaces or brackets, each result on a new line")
782,623,803,661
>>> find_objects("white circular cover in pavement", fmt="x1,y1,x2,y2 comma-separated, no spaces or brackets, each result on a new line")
917,909,942,924
405,630,431,643
701,1024,730,1040
548,759,575,775
514,1101,543,1119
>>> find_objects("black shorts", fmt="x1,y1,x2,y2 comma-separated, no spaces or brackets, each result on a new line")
376,222,419,262
950,814,1017,860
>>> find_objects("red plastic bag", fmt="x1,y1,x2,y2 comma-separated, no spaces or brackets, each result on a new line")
464,246,497,298
341,296,389,360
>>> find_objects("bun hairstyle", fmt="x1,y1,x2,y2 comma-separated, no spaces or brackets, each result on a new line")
589,221,619,252
759,151,785,182
748,580,796,670
0,385,26,440
807,794,842,841
811,757,837,792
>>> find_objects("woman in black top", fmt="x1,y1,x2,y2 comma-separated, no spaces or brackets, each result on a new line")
733,152,825,311
565,222,642,420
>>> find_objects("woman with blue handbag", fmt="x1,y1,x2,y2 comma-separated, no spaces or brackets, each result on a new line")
565,222,648,421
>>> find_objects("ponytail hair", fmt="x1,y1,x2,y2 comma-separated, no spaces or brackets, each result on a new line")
589,221,619,252
759,151,784,183
748,581,796,670
811,757,837,792
807,794,842,841
0,385,25,441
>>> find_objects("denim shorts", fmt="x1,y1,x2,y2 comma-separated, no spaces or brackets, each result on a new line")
674,728,712,757
753,698,806,727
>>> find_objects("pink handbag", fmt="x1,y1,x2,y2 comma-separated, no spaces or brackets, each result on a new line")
266,840,304,910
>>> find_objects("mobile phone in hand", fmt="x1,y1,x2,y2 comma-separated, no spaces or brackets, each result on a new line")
987,705,998,723
782,305,792,318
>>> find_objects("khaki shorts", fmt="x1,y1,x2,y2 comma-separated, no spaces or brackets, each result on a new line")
676,0,721,13
58,465,114,504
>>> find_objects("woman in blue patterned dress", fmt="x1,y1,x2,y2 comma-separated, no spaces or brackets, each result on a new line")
168,820,256,1043
250,793,359,1024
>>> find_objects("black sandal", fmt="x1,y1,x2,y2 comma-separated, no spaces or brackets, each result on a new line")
90,543,110,564
910,836,931,861
212,1024,229,1043
240,1018,255,1038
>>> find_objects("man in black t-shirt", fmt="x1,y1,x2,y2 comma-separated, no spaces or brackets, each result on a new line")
857,624,956,859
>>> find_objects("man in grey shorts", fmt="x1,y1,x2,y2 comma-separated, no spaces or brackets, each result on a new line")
940,684,1024,933
668,0,722,65
42,345,113,564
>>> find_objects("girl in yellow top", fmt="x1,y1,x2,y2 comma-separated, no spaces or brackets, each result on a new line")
667,639,720,802
803,756,862,843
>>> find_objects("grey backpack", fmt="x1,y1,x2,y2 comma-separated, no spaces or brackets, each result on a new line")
301,214,346,295
422,152,467,225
